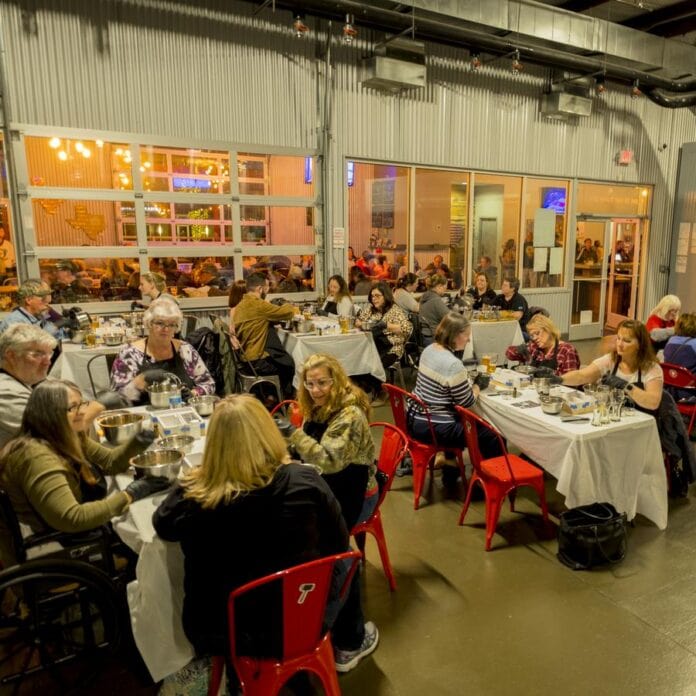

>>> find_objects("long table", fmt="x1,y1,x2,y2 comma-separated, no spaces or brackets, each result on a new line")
477,386,667,528
278,329,386,387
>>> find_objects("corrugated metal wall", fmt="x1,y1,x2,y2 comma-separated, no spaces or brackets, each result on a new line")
0,0,693,322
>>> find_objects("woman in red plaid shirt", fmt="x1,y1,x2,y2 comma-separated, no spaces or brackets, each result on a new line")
505,314,580,376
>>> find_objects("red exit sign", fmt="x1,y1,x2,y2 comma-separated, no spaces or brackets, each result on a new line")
618,150,634,165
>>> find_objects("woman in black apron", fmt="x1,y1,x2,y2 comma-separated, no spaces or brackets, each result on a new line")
505,314,580,376
560,319,663,414
320,274,353,317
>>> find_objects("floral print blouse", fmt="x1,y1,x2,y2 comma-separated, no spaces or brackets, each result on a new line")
358,304,412,358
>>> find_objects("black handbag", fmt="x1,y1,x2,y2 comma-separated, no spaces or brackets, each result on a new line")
557,503,628,570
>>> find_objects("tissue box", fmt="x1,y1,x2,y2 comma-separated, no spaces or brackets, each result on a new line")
491,368,531,389
561,391,596,414
151,407,206,438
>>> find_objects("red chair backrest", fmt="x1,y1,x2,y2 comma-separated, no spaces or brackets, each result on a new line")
382,383,438,447
270,399,303,427
661,363,696,390
454,406,516,480
228,550,361,663
369,422,408,508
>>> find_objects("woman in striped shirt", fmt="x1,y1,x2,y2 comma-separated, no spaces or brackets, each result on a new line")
407,312,501,483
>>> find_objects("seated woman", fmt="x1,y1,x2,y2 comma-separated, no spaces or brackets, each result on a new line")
393,273,419,314
281,353,377,530
355,282,412,371
561,319,663,415
153,394,377,672
664,312,696,401
646,294,681,352
322,274,353,317
408,312,500,485
418,274,449,346
110,298,216,405
0,379,166,564
505,314,580,376
458,271,497,311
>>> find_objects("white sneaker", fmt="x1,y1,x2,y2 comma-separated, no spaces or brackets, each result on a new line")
334,621,379,673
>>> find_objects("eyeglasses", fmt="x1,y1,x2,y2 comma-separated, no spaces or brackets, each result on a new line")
66,400,90,414
151,320,179,330
24,350,53,361
303,379,333,391
529,330,546,338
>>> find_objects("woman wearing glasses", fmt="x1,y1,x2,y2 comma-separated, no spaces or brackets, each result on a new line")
0,379,166,565
505,314,580,376
110,297,215,405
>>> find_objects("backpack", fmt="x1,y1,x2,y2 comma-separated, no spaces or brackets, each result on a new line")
186,326,225,396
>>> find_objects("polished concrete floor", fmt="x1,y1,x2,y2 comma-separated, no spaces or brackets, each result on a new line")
20,340,696,695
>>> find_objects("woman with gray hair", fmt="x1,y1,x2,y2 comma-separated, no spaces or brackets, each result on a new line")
110,297,215,405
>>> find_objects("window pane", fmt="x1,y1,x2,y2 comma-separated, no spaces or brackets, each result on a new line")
32,199,134,247
141,146,230,194
41,257,140,303
240,205,314,245
243,254,315,292
166,257,235,298
347,163,410,286
472,174,522,291
577,183,652,216
522,179,569,289
238,154,315,196
144,202,231,244
26,137,132,190
414,168,469,287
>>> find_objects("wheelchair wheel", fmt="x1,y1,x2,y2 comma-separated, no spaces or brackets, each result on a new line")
0,558,123,695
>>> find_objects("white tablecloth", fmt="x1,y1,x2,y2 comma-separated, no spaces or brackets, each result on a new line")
463,320,524,363
278,329,386,387
50,343,122,398
477,387,667,528
111,430,203,681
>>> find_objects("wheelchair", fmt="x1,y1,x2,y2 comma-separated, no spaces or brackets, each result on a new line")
0,490,127,694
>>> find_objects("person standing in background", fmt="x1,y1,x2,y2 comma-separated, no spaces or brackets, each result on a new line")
0,226,16,280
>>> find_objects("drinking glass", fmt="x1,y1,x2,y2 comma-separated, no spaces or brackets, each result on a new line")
84,331,97,348
481,354,490,370
486,353,498,375
610,389,625,422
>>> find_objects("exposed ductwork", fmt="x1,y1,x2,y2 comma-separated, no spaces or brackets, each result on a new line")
247,0,696,107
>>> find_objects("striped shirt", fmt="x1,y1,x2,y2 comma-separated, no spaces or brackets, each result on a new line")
410,343,475,425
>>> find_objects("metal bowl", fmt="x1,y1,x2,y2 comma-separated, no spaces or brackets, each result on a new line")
154,434,195,455
147,381,182,409
513,364,537,375
188,394,220,417
539,395,564,415
130,448,184,482
71,330,87,344
103,332,123,347
96,412,144,444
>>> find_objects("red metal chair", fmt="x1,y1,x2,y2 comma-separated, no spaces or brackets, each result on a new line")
208,550,361,696
455,406,549,551
383,383,466,510
660,362,696,437
351,422,408,591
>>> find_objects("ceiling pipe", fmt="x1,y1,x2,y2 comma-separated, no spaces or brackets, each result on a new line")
250,0,696,106
643,88,696,109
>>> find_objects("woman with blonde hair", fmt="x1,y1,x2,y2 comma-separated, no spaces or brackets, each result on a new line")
153,394,378,672
505,314,580,376
646,294,681,350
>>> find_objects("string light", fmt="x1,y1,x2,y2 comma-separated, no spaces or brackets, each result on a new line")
631,79,641,99
293,14,308,38
48,137,61,149
596,75,606,95
470,53,481,70
511,50,523,74
342,14,357,45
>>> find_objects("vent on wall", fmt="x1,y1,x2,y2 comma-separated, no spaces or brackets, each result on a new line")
540,78,593,120
362,37,426,92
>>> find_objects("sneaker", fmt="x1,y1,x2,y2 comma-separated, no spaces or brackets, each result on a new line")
334,621,379,673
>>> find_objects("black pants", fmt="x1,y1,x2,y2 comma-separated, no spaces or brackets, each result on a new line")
251,329,295,397
408,415,503,460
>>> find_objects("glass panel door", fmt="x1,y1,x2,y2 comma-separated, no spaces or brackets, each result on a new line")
605,218,641,331
570,219,608,340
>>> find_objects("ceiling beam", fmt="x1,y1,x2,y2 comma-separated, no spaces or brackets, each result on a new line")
557,0,609,12
655,15,696,38
621,0,696,32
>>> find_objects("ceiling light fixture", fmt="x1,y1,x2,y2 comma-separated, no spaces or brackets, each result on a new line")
470,53,481,70
631,79,641,99
596,75,606,95
511,50,523,74
293,14,308,38
342,14,357,45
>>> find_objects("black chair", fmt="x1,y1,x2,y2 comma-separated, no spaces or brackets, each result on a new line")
229,346,283,406
181,314,198,338
387,312,422,390
86,352,119,399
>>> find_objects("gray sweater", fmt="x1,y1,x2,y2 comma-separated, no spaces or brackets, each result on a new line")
419,291,449,339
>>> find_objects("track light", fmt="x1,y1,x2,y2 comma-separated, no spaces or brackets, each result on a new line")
470,53,481,70
342,14,357,44
631,79,641,99
596,75,606,95
511,50,523,74
293,14,308,38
